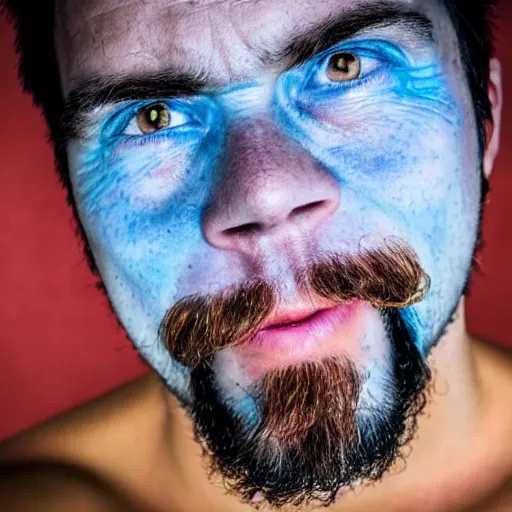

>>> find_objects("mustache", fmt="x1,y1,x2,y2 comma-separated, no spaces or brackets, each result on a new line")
160,239,430,368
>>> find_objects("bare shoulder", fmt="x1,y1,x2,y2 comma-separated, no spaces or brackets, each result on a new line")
472,337,512,446
467,476,512,512
468,338,512,511
0,371,176,510
0,371,167,467
0,460,145,511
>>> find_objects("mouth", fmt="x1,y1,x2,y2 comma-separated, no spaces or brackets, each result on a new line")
230,300,366,379
259,307,334,330
248,301,360,350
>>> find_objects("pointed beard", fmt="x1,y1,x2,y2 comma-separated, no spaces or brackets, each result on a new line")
190,309,431,509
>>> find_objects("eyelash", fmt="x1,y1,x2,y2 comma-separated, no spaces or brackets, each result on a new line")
100,100,197,146
308,40,408,90
97,40,407,145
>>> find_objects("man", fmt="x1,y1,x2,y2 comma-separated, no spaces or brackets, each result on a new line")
0,0,511,510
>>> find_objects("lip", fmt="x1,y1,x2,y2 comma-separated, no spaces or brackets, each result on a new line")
215,299,378,386
241,300,361,358
259,306,333,330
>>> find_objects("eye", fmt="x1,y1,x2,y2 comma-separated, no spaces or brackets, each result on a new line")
326,52,361,82
122,102,191,136
136,102,172,133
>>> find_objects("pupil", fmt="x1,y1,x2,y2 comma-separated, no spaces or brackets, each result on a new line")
335,53,354,72
149,109,159,123
147,106,164,125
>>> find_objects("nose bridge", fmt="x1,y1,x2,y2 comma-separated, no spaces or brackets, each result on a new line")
202,109,341,253
227,116,310,194
219,82,273,121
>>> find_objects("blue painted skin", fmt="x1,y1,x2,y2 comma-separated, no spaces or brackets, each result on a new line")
71,36,480,401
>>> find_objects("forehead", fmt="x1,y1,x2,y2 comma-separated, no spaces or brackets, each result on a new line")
55,0,446,95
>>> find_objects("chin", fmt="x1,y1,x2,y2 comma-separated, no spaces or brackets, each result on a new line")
188,309,432,509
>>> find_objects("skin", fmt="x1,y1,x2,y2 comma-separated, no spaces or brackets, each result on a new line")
1,0,511,510
0,332,511,511
58,0,479,397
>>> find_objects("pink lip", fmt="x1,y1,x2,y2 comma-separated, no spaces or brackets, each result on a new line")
238,301,362,361
259,306,332,330
224,299,367,381
215,300,375,385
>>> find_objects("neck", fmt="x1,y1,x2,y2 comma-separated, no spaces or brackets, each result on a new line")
411,298,481,455
162,298,488,511
336,298,491,510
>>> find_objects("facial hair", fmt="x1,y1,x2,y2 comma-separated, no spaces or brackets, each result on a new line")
161,239,429,368
160,239,432,508
190,309,430,508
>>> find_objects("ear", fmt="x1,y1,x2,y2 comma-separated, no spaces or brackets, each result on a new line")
483,58,503,179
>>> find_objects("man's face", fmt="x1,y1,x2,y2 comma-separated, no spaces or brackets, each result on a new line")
55,0,482,506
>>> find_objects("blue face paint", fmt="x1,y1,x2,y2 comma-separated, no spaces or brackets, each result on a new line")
76,97,221,216
69,33,480,393
273,37,477,354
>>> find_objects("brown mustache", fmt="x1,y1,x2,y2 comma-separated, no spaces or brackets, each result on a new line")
160,239,430,368
310,240,430,309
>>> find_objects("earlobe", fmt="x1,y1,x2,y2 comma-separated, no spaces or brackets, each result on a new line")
483,58,503,179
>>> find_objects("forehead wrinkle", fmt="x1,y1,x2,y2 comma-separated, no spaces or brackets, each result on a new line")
159,0,276,74
56,0,143,41
58,0,258,31
58,0,451,95
155,0,258,10
200,1,273,81
225,2,268,67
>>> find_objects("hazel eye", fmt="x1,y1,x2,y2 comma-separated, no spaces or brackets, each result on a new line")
136,102,171,133
326,52,361,82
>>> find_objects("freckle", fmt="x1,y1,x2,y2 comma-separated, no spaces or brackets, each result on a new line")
188,264,193,269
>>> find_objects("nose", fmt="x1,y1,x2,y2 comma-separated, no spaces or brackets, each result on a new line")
202,118,341,253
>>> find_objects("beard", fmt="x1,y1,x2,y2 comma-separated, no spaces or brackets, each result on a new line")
190,309,430,508
160,239,434,508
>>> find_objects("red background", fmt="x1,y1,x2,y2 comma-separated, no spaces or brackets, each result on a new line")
1,6,512,442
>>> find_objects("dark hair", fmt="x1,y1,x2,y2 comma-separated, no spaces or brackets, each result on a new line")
0,0,500,271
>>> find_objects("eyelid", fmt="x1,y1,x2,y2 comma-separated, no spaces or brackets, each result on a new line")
100,100,196,140
124,106,189,135
317,39,409,67
304,39,409,88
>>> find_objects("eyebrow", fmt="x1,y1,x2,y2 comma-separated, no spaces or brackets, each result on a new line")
59,70,207,141
59,2,434,141
274,2,434,69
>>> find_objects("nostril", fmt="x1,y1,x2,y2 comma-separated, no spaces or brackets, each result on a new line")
223,222,262,237
290,200,329,220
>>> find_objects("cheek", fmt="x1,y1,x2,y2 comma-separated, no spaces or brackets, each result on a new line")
288,79,480,349
314,96,477,265
69,125,224,259
303,111,468,243
69,146,204,314
282,70,478,228
107,140,194,208
75,137,201,218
